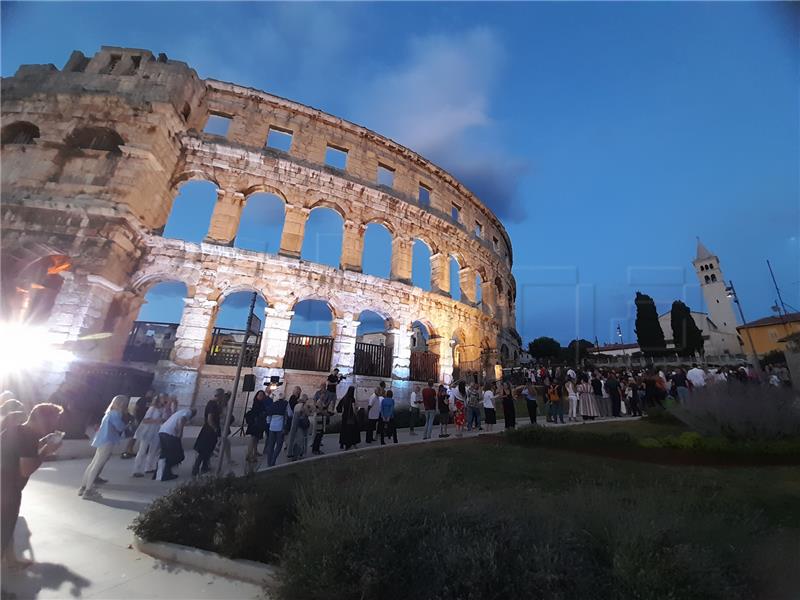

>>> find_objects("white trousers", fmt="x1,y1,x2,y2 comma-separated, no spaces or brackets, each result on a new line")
568,395,578,419
81,444,114,490
133,436,161,474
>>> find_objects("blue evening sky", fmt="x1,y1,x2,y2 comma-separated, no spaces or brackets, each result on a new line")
3,2,798,344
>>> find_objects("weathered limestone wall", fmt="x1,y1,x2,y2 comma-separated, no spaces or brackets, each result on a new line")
1,46,521,406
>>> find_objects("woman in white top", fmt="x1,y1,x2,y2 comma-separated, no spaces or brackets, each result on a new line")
565,377,579,422
482,383,496,432
132,393,165,477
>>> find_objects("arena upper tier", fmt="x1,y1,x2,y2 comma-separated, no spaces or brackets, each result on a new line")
1,46,521,408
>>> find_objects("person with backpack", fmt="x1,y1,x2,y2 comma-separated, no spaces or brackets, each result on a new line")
466,382,482,432
546,382,565,424
265,392,292,467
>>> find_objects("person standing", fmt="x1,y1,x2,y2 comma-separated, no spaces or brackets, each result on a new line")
1,403,63,569
379,390,398,445
547,381,565,424
517,383,538,424
605,372,622,417
265,392,291,467
501,382,516,429
366,388,381,444
79,395,128,498
336,386,361,450
132,393,165,477
565,376,579,422
452,382,466,437
311,383,329,455
421,380,438,440
482,382,497,432
591,372,606,417
286,395,311,461
466,382,482,431
687,364,706,390
121,390,153,459
243,390,269,475
408,385,421,435
192,389,223,476
157,407,195,481
437,384,451,438
578,374,600,421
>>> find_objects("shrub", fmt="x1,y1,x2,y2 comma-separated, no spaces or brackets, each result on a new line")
669,383,800,441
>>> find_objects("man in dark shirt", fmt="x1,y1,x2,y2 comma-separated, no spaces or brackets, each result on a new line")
1,403,62,568
604,372,621,417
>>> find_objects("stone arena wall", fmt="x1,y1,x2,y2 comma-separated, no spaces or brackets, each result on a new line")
1,46,521,407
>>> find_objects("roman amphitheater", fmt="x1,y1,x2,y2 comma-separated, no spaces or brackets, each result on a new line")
1,46,520,422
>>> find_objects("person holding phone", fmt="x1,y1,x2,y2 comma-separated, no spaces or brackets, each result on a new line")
1,402,63,569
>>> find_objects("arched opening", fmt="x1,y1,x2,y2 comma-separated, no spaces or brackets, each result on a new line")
361,223,392,279
206,291,267,367
235,192,285,253
162,180,217,243
704,275,710,283
301,207,343,269
1,121,40,145
500,343,510,366
355,310,392,377
451,330,464,381
65,126,125,153
285,299,334,372
710,274,717,282
124,281,187,363
475,272,483,307
409,320,438,382
411,239,432,291
449,256,461,301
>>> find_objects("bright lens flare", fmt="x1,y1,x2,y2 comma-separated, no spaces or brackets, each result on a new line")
0,322,75,377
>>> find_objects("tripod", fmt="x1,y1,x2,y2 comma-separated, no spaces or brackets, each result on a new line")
234,391,251,436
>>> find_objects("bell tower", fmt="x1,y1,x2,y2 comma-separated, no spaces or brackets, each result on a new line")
692,239,741,354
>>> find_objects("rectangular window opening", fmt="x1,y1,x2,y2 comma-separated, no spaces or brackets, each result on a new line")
474,221,483,238
418,184,431,208
325,144,348,170
203,114,232,137
131,55,142,71
492,236,499,251
377,164,395,188
101,54,122,75
451,203,461,223
266,126,293,152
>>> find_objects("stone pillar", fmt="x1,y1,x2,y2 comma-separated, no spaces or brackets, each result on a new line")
104,291,146,362
256,306,295,369
331,316,360,375
340,220,365,272
205,189,245,246
390,237,413,284
430,253,450,296
46,273,120,350
481,279,496,315
428,336,454,384
388,325,412,380
171,294,217,367
459,267,477,305
279,205,309,259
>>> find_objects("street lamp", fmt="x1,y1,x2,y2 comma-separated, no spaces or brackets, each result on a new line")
616,324,629,367
725,280,762,377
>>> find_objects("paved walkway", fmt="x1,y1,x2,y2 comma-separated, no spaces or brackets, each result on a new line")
2,415,636,599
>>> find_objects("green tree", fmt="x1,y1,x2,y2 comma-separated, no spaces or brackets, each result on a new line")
528,337,562,361
634,291,666,357
670,300,704,357
562,339,595,365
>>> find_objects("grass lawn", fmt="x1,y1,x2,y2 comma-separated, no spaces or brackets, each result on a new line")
134,422,800,600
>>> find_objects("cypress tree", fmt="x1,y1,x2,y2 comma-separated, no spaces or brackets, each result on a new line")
670,300,704,357
634,291,666,357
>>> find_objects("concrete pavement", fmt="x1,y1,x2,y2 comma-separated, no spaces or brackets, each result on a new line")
2,414,636,599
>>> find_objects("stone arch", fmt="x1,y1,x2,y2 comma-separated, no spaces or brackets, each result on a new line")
241,184,289,204
162,179,218,242
235,190,286,254
361,221,393,279
65,125,125,153
129,268,198,297
289,294,343,321
305,198,347,220
411,238,433,291
301,205,344,268
1,121,40,145
169,169,221,191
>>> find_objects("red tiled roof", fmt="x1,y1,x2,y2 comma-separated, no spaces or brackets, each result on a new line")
738,312,800,329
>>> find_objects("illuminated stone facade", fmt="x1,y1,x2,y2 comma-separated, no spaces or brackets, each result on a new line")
1,47,521,407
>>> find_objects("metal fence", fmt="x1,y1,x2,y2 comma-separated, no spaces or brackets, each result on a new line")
123,321,178,363
354,342,392,377
206,327,262,367
410,350,439,382
284,334,334,372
